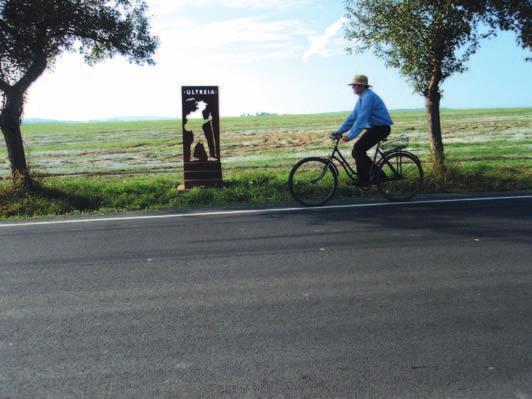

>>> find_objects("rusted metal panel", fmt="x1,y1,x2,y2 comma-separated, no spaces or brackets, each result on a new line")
181,86,222,189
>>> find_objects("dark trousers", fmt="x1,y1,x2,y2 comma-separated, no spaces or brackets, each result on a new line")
352,125,391,182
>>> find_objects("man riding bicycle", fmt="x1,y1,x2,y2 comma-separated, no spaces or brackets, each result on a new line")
333,74,393,186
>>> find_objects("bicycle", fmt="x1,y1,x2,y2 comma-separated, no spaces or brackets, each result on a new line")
288,134,424,207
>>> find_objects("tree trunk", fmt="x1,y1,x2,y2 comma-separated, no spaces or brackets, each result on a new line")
424,91,446,176
0,57,47,187
0,89,30,185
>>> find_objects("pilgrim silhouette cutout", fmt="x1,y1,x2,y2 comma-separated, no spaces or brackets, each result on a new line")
193,142,208,162
181,86,222,189
183,99,218,162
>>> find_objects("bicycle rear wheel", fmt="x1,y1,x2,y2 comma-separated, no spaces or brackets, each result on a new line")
288,157,338,207
377,151,423,201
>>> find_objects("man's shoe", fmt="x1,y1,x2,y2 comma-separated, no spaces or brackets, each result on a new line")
355,179,372,187
372,171,386,183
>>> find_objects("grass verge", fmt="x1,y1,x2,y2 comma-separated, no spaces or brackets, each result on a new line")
1,163,531,220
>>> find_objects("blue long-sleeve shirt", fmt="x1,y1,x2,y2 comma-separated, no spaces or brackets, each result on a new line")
338,89,393,140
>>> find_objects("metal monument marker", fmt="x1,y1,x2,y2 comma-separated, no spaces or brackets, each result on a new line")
181,86,222,189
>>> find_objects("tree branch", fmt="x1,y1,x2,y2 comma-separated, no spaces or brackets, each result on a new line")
14,56,47,92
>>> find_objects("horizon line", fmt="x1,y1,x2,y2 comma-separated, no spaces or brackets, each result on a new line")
23,105,532,124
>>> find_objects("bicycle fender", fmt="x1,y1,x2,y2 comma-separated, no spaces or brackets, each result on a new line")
327,159,340,177
312,157,339,177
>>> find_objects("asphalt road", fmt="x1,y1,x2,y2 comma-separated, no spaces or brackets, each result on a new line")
1,195,531,399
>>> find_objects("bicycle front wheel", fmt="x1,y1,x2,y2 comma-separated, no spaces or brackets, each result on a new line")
288,157,338,207
377,151,423,201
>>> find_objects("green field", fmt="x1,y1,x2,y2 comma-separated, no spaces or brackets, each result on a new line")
0,107,531,218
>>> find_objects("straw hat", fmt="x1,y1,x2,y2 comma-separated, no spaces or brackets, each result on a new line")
348,74,372,87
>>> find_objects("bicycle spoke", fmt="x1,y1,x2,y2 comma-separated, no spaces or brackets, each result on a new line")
378,152,423,201
289,158,337,207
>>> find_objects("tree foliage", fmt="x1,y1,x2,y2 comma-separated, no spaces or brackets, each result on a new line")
0,0,158,84
0,0,158,182
466,0,531,55
346,0,532,94
345,0,530,95
344,0,530,173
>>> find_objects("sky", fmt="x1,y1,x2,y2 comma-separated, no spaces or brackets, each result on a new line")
24,0,532,121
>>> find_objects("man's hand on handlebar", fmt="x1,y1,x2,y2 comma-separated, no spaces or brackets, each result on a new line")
330,131,350,142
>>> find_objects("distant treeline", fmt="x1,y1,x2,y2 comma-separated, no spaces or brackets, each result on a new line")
240,112,279,117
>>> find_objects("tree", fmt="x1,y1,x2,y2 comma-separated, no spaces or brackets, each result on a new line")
466,0,531,58
0,0,158,186
344,0,531,174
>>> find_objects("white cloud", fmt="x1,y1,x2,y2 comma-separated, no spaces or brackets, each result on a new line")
147,1,315,64
157,16,311,63
166,18,301,47
149,0,307,12
303,17,347,63
23,0,343,120
23,15,313,120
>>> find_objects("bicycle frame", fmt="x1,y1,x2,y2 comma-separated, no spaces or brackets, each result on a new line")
325,137,391,183
289,135,423,206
